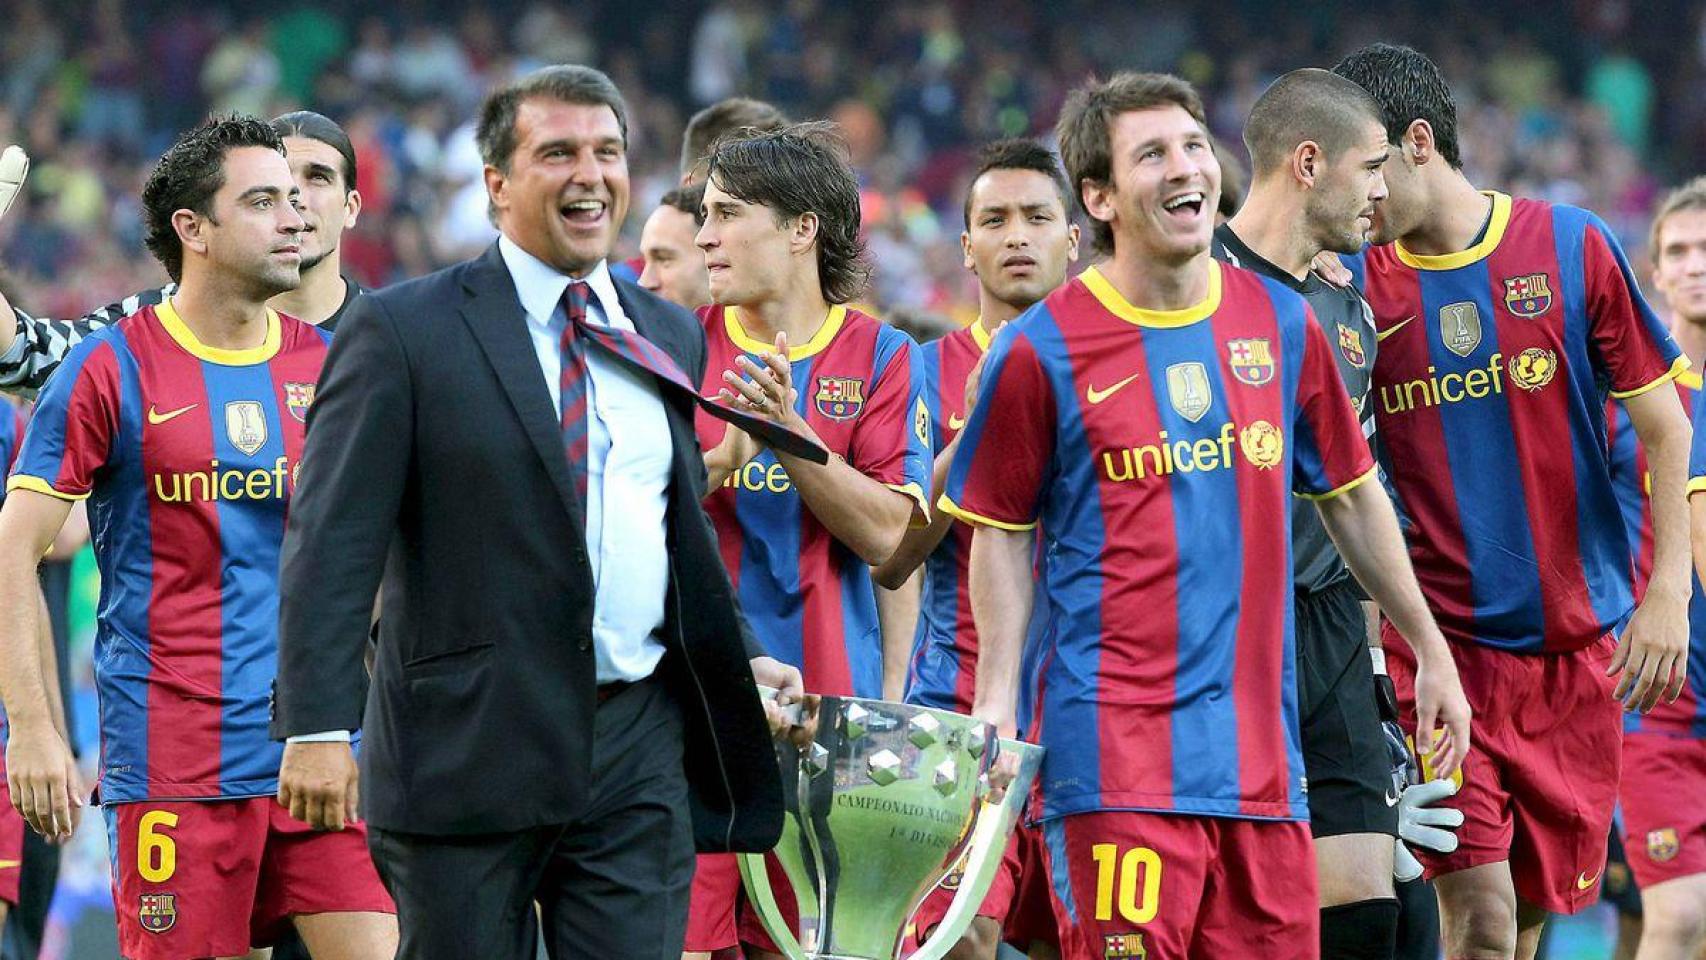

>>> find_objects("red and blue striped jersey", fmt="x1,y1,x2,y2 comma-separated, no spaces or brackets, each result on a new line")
7,302,331,803
1358,192,1684,654
905,321,990,713
941,262,1375,822
0,398,25,505
1633,371,1706,736
696,304,931,699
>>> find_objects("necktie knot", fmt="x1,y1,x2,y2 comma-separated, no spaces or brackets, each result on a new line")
562,281,591,326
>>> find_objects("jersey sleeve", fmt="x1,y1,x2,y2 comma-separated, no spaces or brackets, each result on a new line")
1583,217,1686,398
938,328,1055,529
848,332,932,519
0,284,170,398
920,340,950,456
1292,313,1377,500
1685,387,1706,500
6,339,122,501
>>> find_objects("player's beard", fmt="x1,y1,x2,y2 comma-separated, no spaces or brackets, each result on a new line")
299,242,334,274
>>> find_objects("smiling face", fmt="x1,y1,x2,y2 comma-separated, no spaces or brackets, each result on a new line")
695,176,803,307
485,97,630,276
1654,208,1706,327
282,135,360,272
186,146,305,296
962,166,1079,311
1304,119,1390,255
639,203,711,308
1083,105,1222,265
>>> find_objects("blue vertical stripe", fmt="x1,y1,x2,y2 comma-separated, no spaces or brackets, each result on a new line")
734,354,813,671
199,361,288,793
96,333,153,796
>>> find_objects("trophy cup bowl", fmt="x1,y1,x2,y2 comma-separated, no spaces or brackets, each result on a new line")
739,694,1045,960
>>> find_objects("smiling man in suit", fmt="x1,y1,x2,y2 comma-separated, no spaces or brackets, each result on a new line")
269,64,800,959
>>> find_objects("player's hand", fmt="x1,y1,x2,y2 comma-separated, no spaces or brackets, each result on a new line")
982,741,1022,805
962,352,988,416
1310,250,1354,288
1396,778,1463,854
6,720,82,843
1410,647,1470,780
722,332,814,441
1609,585,1689,713
278,740,359,831
706,423,761,477
751,655,804,737
0,146,28,222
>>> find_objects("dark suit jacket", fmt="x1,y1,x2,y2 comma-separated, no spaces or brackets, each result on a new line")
272,243,783,851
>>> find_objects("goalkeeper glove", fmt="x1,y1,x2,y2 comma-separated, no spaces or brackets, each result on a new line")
0,146,28,222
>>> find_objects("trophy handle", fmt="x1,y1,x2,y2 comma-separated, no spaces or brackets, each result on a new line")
738,852,811,960
903,738,1044,960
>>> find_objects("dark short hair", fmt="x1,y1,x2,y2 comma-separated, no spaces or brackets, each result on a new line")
962,138,1072,229
271,110,358,190
660,182,705,219
477,65,629,173
1243,68,1385,176
1332,43,1462,169
681,98,787,178
706,122,869,305
142,114,286,282
1056,72,1209,255
1213,136,1247,219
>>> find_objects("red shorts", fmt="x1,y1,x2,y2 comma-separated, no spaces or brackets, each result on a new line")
902,827,1023,952
1003,822,1060,947
685,853,741,952
103,797,394,960
1383,625,1622,914
0,774,23,905
736,852,795,954
1040,811,1316,960
1619,731,1706,889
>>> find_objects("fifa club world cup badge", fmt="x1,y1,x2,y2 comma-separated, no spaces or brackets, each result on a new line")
139,893,178,933
815,377,866,421
1503,273,1554,318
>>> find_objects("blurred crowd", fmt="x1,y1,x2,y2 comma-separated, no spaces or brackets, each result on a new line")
2,0,1703,329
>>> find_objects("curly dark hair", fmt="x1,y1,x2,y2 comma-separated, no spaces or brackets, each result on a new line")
142,114,286,281
705,122,870,305
1332,43,1462,170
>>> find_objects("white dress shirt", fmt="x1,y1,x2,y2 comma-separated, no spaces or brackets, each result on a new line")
499,237,673,684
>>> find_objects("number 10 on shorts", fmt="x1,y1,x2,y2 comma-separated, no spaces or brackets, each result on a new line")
138,810,178,883
1092,843,1162,923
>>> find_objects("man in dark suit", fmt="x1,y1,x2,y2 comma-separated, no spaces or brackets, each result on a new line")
270,64,799,959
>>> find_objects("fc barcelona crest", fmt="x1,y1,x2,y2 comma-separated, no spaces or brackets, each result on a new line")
815,377,866,421
284,382,316,423
224,401,267,456
1104,933,1148,959
1166,362,1212,422
1440,301,1483,357
1503,273,1554,318
139,893,177,933
1338,325,1366,367
1648,827,1680,862
1225,338,1275,386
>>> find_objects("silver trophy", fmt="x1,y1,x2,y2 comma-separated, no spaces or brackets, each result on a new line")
740,693,1045,960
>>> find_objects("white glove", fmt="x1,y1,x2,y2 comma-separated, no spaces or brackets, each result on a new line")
1394,777,1464,882
0,146,27,222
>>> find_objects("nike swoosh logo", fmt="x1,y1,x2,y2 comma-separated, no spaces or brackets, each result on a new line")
1577,870,1601,890
1376,315,1417,342
948,413,966,430
1385,790,1401,807
1086,373,1142,405
147,404,198,425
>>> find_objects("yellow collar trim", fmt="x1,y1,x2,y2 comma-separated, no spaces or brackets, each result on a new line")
156,298,280,366
1080,261,1221,328
725,305,847,360
1677,368,1703,391
1394,191,1512,271
970,319,993,352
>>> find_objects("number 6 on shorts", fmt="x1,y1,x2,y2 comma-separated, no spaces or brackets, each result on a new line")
137,810,178,883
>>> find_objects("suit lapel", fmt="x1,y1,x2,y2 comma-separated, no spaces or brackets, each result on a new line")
459,244,585,528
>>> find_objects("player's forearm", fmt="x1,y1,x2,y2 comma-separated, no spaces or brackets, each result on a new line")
34,588,68,741
874,439,961,587
1630,392,1693,599
0,290,17,358
1318,482,1451,664
969,526,1034,736
876,571,921,699
0,549,58,730
779,451,913,564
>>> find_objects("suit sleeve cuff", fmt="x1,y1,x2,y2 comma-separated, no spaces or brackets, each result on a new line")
286,730,353,743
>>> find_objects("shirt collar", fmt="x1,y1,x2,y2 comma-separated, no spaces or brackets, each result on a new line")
498,236,623,326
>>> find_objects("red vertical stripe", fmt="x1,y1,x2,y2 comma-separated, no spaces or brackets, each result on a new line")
134,318,224,798
1485,209,1588,651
